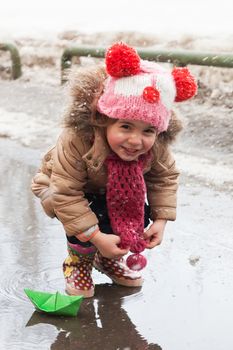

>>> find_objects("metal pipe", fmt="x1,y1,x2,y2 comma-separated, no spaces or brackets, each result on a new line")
61,46,233,83
0,43,22,79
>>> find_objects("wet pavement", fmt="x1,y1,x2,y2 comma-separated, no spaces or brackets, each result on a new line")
0,137,233,350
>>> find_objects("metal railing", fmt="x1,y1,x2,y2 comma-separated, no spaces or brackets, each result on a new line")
0,43,22,79
1,43,232,83
61,45,233,83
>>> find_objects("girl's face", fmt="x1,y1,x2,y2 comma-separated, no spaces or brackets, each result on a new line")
106,119,157,161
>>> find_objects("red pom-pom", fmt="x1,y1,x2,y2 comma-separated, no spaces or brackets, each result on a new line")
126,253,147,271
105,42,141,77
143,86,160,103
172,67,197,102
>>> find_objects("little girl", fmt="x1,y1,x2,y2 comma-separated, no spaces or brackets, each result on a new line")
31,42,197,298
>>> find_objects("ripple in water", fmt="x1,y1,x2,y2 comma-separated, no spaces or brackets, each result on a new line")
0,266,64,305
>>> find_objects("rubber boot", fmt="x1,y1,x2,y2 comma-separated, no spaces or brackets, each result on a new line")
63,242,96,298
93,251,143,287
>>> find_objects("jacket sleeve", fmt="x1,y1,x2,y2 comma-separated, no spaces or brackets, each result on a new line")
31,147,56,218
50,130,99,236
144,144,180,221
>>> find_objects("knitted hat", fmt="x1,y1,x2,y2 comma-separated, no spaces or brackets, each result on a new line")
97,42,197,132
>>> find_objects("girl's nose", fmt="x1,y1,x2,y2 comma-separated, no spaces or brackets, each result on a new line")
128,133,142,146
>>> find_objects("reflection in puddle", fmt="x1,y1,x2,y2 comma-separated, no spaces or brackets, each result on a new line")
26,284,162,350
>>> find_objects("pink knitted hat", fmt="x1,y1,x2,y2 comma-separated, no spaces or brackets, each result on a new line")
97,42,197,132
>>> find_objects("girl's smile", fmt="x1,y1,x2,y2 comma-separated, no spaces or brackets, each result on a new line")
106,119,157,161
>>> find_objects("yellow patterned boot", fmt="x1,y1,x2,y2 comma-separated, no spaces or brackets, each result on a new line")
63,243,96,298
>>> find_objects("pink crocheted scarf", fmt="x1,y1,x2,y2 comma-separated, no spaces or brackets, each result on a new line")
106,153,151,269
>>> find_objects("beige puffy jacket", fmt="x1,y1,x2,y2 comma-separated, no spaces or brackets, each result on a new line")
31,65,181,238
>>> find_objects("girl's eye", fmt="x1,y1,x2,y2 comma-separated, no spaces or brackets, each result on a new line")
144,129,156,134
120,124,130,129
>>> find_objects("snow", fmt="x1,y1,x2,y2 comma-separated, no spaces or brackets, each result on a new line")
0,107,60,147
176,153,233,187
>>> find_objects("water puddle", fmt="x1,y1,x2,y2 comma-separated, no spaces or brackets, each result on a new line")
0,138,233,349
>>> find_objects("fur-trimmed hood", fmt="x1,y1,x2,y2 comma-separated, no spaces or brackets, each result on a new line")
64,64,183,145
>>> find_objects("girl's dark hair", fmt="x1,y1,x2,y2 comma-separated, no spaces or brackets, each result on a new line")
90,112,116,128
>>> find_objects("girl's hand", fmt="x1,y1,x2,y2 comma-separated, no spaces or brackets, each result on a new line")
143,219,167,249
90,231,129,259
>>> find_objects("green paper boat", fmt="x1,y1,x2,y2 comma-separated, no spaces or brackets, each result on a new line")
24,289,83,317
